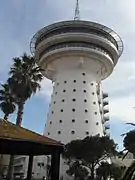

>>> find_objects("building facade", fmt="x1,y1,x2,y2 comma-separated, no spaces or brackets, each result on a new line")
13,156,29,179
13,155,49,179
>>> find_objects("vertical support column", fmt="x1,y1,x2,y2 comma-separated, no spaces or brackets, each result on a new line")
27,155,33,180
51,150,60,180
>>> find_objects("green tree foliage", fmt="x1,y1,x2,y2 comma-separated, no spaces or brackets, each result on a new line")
0,83,15,120
66,161,89,180
8,53,43,126
97,162,124,180
63,135,117,179
96,162,111,180
123,130,135,158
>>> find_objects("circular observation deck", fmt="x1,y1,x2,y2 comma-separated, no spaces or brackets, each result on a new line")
30,20,123,80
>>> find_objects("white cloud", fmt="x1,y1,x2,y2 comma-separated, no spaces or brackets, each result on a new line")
103,61,135,92
110,95,135,123
38,78,52,100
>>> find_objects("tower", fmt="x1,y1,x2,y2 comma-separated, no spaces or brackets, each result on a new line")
30,2,123,144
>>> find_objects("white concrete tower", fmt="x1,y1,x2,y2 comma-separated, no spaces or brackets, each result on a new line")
30,5,123,145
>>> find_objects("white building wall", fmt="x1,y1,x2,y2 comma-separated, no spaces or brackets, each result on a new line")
44,56,104,143
32,156,47,179
14,156,29,179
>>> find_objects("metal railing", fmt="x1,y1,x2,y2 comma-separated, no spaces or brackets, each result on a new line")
35,27,118,49
39,42,113,60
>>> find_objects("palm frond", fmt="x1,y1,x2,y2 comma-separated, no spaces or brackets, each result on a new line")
8,53,43,103
30,81,41,93
9,58,22,75
121,133,127,137
0,83,16,117
126,123,135,126
32,73,43,81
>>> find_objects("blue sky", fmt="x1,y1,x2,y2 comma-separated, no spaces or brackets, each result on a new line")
0,0,135,149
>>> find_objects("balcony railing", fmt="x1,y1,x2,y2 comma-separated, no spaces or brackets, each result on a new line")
35,26,118,49
39,42,113,60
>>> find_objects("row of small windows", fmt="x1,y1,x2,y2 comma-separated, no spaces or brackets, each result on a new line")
51,109,98,115
56,73,88,79
53,100,96,104
55,89,89,94
51,109,96,113
54,90,95,94
48,131,90,136
56,81,94,85
49,120,99,124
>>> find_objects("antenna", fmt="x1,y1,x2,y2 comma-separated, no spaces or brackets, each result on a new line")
74,0,80,20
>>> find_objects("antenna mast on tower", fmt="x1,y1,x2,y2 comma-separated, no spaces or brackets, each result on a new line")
74,0,80,20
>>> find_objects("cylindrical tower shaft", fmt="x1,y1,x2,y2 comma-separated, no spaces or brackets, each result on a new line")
44,57,104,143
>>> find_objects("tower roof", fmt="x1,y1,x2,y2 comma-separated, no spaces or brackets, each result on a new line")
30,20,123,58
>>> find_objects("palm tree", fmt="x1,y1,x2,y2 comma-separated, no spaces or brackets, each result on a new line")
0,83,15,179
8,53,43,126
0,83,15,120
6,53,43,180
